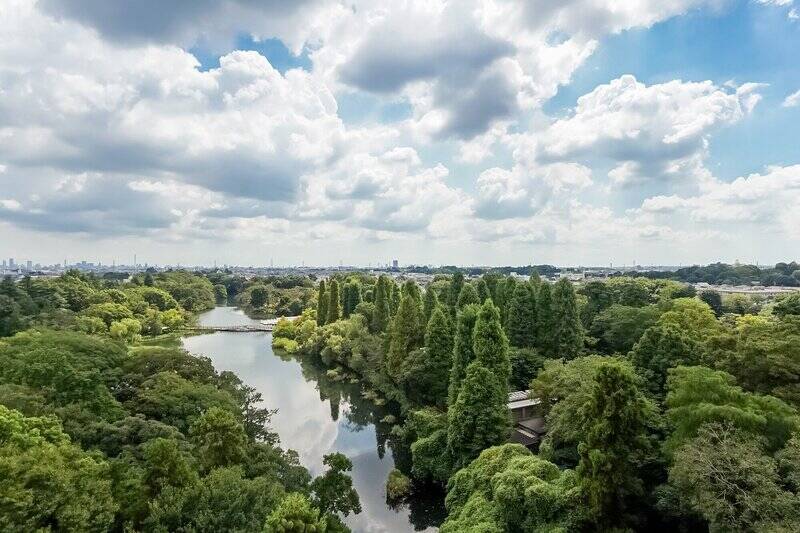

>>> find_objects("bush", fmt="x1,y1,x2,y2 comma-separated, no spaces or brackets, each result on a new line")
272,337,299,354
386,469,412,502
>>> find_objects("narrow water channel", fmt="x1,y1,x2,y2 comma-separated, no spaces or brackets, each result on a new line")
182,306,444,532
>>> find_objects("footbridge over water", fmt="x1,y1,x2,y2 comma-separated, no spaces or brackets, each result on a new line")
184,316,299,333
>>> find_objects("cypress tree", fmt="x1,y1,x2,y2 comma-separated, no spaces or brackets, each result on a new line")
423,287,438,324
343,281,361,318
317,280,328,326
326,279,341,324
372,276,390,333
536,282,556,357
390,283,400,316
473,299,511,389
448,271,465,315
448,303,480,407
447,361,510,471
456,283,479,310
422,306,454,407
552,278,583,360
387,292,424,381
506,283,537,348
577,362,651,529
476,278,490,303
529,271,542,292
501,277,517,328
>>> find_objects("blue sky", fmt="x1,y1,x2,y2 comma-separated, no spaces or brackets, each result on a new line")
0,0,798,266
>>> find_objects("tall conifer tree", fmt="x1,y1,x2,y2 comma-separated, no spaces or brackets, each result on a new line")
317,280,328,326
448,304,480,406
552,278,583,360
326,279,341,324
507,283,537,348
387,292,424,381
536,282,556,357
456,283,479,310
423,287,438,324
473,300,511,389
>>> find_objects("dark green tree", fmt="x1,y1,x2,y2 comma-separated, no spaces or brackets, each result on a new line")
500,277,517,327
536,282,556,357
473,300,511,388
326,279,341,324
699,289,723,317
310,453,362,517
447,362,510,471
507,283,536,348
476,278,490,303
456,283,480,310
576,362,653,529
390,282,400,316
372,276,390,333
448,271,465,317
317,279,329,326
551,279,583,360
448,304,480,407
189,407,248,470
387,292,425,381
423,287,438,324
628,323,700,398
249,286,269,309
419,306,454,407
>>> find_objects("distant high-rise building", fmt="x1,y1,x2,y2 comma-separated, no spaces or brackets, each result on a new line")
26,260,32,271
9,258,14,268
1,259,6,269
392,259,399,268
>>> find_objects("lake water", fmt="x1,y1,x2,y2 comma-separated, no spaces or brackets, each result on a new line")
182,306,444,533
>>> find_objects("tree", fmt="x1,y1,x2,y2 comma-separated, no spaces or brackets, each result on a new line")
250,286,269,308
448,304,480,406
387,291,425,381
590,304,662,354
669,423,800,532
310,453,362,517
551,278,583,359
577,362,654,529
579,281,614,328
447,362,511,471
699,289,723,316
264,493,327,533
372,276,390,333
500,277,517,327
456,283,479,310
628,322,700,398
423,286,438,324
390,282,400,316
665,365,798,453
536,282,556,357
190,407,248,470
473,300,511,388
316,280,328,326
441,444,580,533
774,293,800,318
0,405,117,531
342,281,362,319
506,284,536,348
448,271,465,314
213,283,228,303
0,295,23,337
326,279,341,324
419,306,454,407
476,278,490,303
142,437,196,497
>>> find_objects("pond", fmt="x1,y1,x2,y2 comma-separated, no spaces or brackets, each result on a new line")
182,306,445,533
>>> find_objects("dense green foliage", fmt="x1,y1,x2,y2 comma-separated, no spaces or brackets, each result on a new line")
0,273,360,532
268,269,800,532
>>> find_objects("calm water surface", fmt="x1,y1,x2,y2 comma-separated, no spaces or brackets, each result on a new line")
183,306,444,533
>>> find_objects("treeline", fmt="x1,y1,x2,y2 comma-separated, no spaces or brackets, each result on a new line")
273,272,800,531
0,272,361,531
204,272,315,317
0,270,217,339
631,260,800,286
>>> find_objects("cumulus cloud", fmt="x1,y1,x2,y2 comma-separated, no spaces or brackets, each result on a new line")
537,75,761,186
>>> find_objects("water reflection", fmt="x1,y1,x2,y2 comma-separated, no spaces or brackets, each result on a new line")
183,307,445,533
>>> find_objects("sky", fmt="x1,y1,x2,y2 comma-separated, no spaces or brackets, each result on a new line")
0,0,799,267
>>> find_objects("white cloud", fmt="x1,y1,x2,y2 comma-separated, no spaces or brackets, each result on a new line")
783,89,800,107
537,75,760,186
